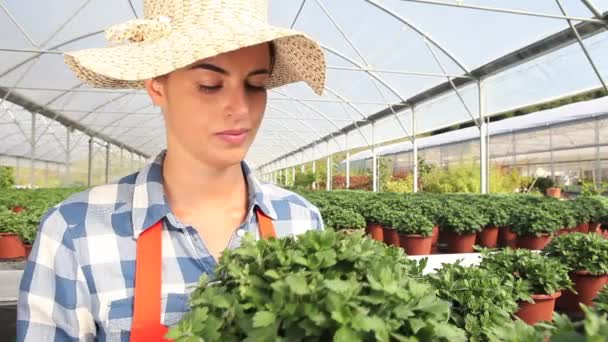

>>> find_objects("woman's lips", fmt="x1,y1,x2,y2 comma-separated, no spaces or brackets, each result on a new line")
215,129,249,145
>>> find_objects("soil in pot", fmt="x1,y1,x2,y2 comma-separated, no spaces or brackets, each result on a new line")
576,222,590,234
498,227,517,249
515,292,561,325
478,226,499,248
557,271,608,313
445,231,477,253
0,233,26,260
366,223,384,242
383,227,400,247
517,234,552,250
399,234,432,255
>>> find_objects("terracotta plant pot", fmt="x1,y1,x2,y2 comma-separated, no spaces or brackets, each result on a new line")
546,187,561,198
24,244,32,258
431,226,440,246
576,222,590,234
499,227,518,249
556,227,577,236
517,234,552,250
12,206,24,213
366,223,384,242
557,271,608,313
0,233,26,260
589,222,602,234
383,227,400,247
399,234,432,255
478,226,499,248
445,231,477,253
516,292,561,325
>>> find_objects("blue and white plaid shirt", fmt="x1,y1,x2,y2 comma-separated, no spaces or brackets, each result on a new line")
17,151,324,341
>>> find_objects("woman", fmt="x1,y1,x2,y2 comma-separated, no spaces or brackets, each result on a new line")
17,1,326,341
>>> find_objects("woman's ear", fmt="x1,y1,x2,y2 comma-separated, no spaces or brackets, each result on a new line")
144,77,167,107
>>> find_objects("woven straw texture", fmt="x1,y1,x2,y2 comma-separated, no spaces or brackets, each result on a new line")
64,0,326,95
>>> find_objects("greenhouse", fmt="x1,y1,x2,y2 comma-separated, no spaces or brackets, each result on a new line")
2,0,608,341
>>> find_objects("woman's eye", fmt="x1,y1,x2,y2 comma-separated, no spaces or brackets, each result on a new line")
199,84,222,93
246,83,267,92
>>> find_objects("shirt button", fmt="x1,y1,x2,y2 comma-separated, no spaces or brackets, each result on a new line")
236,229,246,237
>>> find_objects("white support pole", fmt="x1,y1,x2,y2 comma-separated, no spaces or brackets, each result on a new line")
291,166,296,185
596,117,602,186
130,151,134,173
88,137,94,187
550,126,555,181
326,141,332,191
478,81,488,194
44,162,49,188
105,143,111,184
65,128,71,186
372,122,378,192
15,157,20,186
511,132,517,167
412,107,419,193
30,112,36,187
346,132,350,189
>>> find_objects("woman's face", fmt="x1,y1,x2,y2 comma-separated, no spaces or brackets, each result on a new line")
145,43,271,168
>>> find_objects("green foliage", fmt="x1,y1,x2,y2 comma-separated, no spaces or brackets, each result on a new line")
421,162,528,194
438,200,487,234
387,210,434,237
594,285,608,315
382,175,414,194
486,319,548,342
294,172,316,190
479,248,573,296
426,263,528,342
508,205,562,237
543,233,608,275
572,196,607,223
321,207,366,231
0,166,15,189
478,195,512,227
168,230,465,341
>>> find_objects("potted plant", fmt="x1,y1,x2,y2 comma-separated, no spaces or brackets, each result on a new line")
478,196,510,248
438,202,486,253
320,206,366,233
0,209,26,260
410,195,442,250
391,211,434,255
479,248,573,325
360,201,387,242
509,205,561,250
554,200,578,236
168,230,467,341
380,210,401,247
426,263,528,341
543,232,608,313
571,196,602,233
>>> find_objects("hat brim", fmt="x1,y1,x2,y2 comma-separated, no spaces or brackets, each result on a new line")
64,24,326,95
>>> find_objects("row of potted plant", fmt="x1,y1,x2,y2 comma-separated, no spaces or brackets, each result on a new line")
305,190,607,254
166,228,608,341
0,188,82,260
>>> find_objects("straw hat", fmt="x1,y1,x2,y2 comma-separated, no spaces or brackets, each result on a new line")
64,0,326,95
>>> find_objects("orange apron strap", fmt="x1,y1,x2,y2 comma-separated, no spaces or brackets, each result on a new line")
131,221,170,342
131,209,275,342
256,208,276,239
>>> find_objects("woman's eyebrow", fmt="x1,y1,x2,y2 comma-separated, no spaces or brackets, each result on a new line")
190,63,269,77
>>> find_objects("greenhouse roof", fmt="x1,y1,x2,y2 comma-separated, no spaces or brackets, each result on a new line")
344,95,608,163
1,0,607,170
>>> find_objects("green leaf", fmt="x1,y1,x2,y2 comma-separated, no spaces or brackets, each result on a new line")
252,310,276,328
285,274,309,295
334,326,362,342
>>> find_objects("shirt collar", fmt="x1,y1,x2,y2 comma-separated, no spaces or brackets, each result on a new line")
132,150,277,239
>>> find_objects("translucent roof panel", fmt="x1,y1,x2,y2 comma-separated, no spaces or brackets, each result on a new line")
1,0,606,171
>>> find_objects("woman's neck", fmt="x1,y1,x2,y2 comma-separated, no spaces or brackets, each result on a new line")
161,149,248,213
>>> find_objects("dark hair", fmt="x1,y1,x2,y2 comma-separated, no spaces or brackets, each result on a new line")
269,42,277,75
